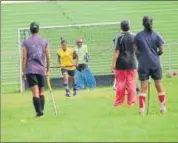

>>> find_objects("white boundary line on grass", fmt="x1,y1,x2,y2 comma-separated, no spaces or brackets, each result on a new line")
1,1,51,4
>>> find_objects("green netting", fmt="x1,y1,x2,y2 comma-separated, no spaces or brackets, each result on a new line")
19,24,120,78
19,24,178,80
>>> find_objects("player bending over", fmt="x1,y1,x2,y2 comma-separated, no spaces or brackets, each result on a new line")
112,20,137,107
134,16,167,114
57,40,78,97
22,22,50,117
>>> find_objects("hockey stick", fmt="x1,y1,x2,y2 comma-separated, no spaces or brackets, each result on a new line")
46,77,58,115
146,79,151,115
49,65,76,69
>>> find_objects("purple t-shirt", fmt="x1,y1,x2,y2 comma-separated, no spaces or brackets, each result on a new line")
134,30,164,69
22,35,48,75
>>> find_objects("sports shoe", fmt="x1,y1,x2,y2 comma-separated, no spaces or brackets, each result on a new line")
139,108,145,116
136,88,140,95
36,112,44,118
127,103,135,108
139,111,145,116
113,101,123,107
73,90,77,96
160,106,167,114
65,90,70,97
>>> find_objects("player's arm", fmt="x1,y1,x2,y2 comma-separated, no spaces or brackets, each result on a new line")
73,47,77,60
112,50,119,72
156,33,164,56
133,35,140,61
112,39,120,72
158,47,163,56
73,50,78,66
134,44,140,61
45,46,50,76
113,33,120,49
57,53,61,67
22,47,27,79
84,45,89,62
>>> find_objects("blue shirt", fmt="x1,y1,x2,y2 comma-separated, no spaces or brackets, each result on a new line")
134,30,164,69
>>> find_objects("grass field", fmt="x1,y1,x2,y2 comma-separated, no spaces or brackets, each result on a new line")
2,1,178,92
2,77,178,142
1,1,178,142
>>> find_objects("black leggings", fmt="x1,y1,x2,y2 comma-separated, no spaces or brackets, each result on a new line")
77,64,88,72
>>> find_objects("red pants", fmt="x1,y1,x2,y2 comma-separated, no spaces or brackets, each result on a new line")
114,69,137,107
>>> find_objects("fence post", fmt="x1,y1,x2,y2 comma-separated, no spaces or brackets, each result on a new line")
17,29,24,94
168,43,172,71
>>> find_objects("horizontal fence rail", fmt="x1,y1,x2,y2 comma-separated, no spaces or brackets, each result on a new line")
1,22,178,93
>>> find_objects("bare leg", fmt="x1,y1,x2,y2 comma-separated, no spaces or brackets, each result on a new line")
154,80,167,113
136,83,140,95
71,76,77,96
63,72,70,96
139,80,148,114
154,80,164,93
32,85,40,97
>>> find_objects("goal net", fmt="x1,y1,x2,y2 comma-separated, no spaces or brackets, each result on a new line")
17,22,178,93
18,21,121,92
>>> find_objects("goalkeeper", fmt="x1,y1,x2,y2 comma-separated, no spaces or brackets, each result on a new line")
74,38,96,89
57,39,78,97
74,38,89,72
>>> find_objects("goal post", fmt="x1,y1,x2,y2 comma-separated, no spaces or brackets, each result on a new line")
17,21,122,93
17,28,30,93
17,29,23,93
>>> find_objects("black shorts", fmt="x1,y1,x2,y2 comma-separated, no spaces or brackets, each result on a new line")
138,67,162,81
77,64,88,72
61,69,75,77
26,74,45,88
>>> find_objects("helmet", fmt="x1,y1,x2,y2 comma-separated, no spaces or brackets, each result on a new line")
76,38,83,43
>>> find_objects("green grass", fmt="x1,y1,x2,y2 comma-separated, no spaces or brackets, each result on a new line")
2,2,178,141
2,1,178,92
2,77,178,142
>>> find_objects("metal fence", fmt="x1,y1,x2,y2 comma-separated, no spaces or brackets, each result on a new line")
160,42,178,72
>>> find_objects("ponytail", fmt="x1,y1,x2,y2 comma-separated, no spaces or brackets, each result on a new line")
61,40,67,45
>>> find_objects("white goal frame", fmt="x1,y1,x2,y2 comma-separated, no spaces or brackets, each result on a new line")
17,21,122,93
17,21,178,93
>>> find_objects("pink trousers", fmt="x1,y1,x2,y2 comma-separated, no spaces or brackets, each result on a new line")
114,69,137,107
